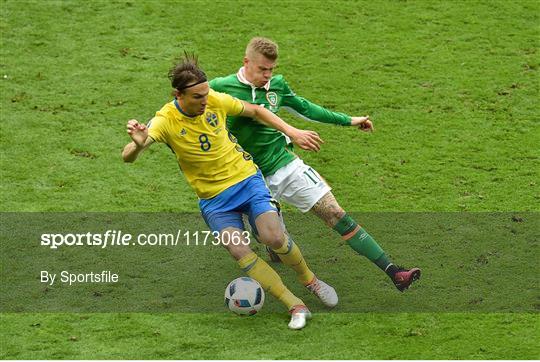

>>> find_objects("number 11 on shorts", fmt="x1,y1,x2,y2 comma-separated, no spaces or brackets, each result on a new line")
304,167,320,184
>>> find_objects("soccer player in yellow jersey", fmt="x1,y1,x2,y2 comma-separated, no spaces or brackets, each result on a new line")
122,53,337,330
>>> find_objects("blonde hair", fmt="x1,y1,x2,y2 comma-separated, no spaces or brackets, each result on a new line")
246,37,279,61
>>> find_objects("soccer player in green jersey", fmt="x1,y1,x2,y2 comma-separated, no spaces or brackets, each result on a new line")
210,38,421,293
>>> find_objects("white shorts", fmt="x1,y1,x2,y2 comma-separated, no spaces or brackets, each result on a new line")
265,158,331,213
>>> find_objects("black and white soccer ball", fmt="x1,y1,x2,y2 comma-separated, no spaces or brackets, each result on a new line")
224,277,265,316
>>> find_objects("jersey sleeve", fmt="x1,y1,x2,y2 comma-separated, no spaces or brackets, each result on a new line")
208,78,221,91
218,91,245,116
280,79,352,126
147,114,168,143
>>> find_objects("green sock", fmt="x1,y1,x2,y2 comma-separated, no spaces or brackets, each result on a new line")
333,214,394,274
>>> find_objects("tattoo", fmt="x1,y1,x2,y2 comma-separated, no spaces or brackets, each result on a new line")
310,192,345,227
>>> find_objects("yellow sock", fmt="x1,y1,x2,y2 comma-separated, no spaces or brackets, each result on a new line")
237,252,303,310
272,237,315,285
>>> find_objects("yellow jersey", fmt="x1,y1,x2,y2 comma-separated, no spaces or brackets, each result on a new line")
147,89,257,199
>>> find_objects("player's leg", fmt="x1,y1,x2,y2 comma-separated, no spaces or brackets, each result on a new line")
249,214,313,328
222,224,312,330
253,211,338,309
246,168,338,308
219,226,306,311
244,202,283,263
253,211,314,284
267,158,420,291
198,176,311,329
310,191,420,291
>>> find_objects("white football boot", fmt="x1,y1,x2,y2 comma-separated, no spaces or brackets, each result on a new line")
288,305,312,330
306,277,338,308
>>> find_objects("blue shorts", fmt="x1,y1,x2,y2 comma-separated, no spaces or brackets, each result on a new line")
199,170,278,232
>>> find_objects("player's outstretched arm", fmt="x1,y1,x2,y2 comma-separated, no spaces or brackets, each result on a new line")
282,81,373,132
241,101,323,152
122,119,154,163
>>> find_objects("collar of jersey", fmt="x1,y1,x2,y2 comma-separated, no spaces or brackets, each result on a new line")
237,67,271,102
174,98,199,119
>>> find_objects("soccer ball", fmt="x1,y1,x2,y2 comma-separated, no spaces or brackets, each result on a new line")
224,277,265,316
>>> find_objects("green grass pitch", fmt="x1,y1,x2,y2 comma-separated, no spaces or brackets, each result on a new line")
1,0,539,359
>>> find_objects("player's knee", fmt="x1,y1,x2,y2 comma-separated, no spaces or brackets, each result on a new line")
259,229,285,249
223,241,251,260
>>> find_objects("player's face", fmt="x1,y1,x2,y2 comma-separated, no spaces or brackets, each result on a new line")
178,82,209,116
244,53,276,88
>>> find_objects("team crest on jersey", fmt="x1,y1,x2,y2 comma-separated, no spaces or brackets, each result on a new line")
179,128,187,136
206,112,218,127
266,92,279,112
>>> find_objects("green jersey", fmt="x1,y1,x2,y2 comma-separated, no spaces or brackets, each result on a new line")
209,68,352,176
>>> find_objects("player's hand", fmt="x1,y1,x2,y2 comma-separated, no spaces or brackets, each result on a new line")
290,129,323,152
126,119,148,147
351,116,374,132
